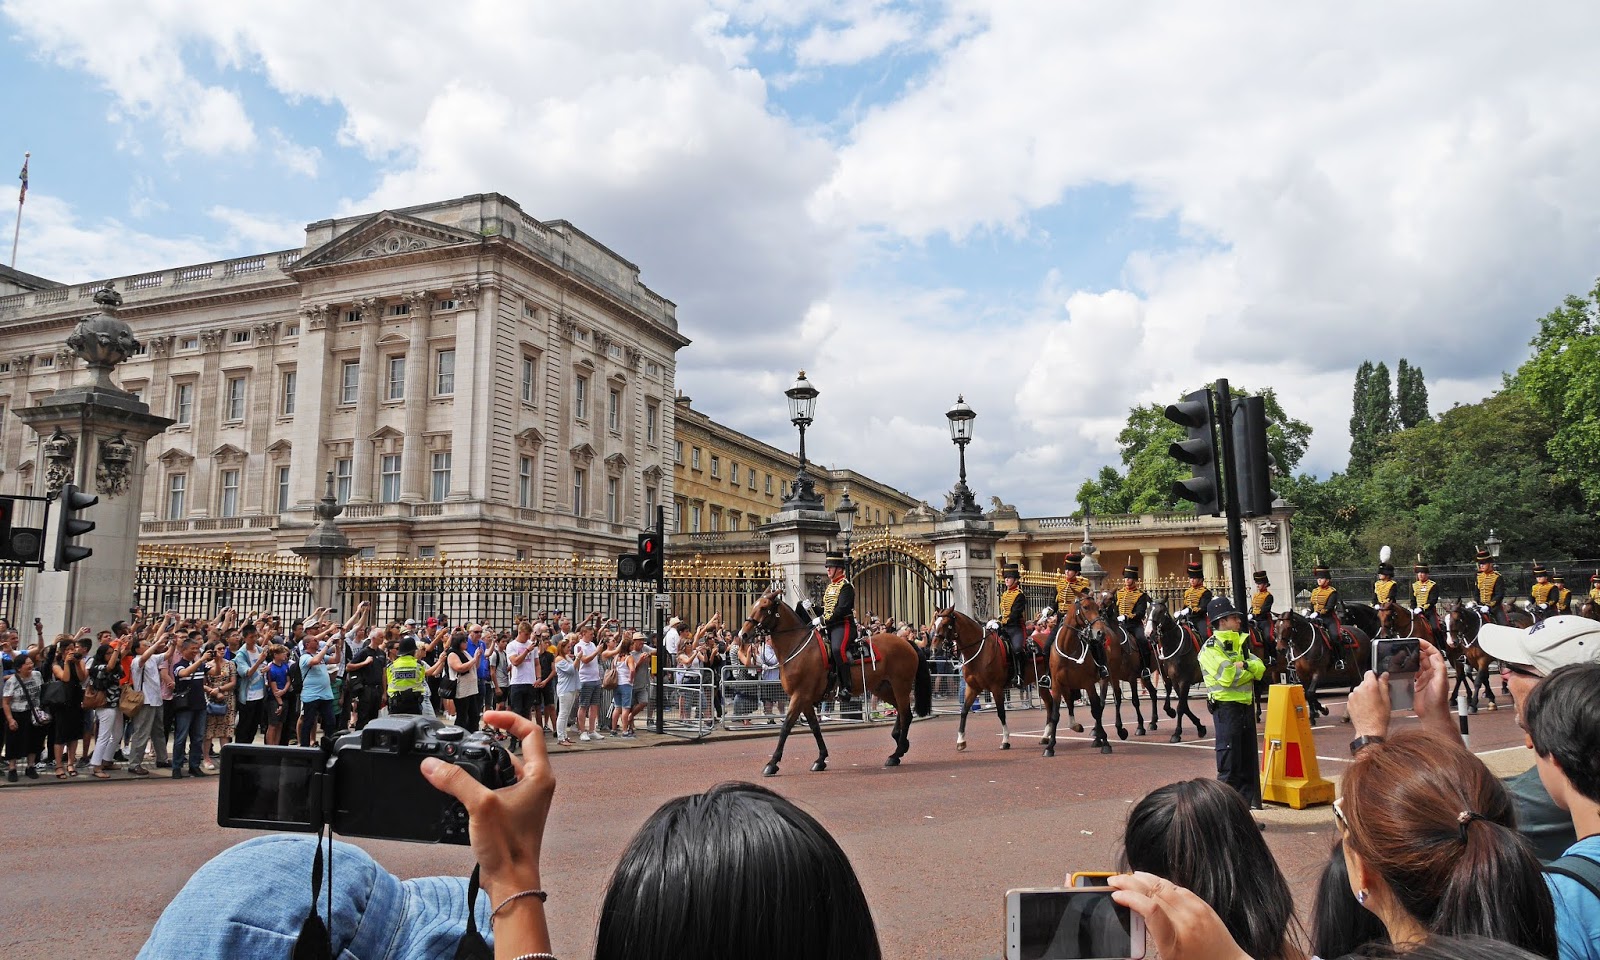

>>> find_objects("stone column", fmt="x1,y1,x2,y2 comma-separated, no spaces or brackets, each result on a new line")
399,292,431,503
187,328,226,517
348,299,379,503
1140,548,1161,584
1200,545,1221,584
288,306,329,510
1251,501,1297,602
15,284,175,638
448,283,484,501
761,505,840,609
926,517,1006,620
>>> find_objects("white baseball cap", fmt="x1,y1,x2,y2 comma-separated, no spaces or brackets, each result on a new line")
1477,615,1600,676
404,619,418,627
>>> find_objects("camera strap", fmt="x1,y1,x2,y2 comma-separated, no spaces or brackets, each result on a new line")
291,825,334,960
455,865,492,960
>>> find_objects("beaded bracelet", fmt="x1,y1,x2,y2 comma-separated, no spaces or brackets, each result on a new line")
491,888,549,921
510,954,557,960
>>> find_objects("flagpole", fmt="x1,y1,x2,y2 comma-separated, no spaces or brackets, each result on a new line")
10,151,27,270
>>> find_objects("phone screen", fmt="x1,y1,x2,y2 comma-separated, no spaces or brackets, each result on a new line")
1373,638,1421,676
216,745,323,832
1009,889,1136,960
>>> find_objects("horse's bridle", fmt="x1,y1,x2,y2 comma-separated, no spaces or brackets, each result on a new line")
740,595,818,667
1275,611,1316,664
935,613,989,669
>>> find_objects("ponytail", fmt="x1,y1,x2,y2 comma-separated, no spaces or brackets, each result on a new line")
1430,810,1554,956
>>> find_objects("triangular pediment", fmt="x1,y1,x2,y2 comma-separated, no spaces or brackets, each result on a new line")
210,443,248,465
290,212,483,271
157,446,195,466
369,425,405,442
642,464,663,483
515,427,544,448
569,442,597,463
604,453,629,471
266,439,293,457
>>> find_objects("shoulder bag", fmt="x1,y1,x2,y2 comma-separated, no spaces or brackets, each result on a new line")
82,686,108,710
40,677,69,708
20,676,51,727
602,661,619,690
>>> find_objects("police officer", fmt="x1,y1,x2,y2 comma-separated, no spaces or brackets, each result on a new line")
1412,558,1441,638
1472,547,1507,625
384,636,427,716
995,564,1028,687
1198,596,1265,809
1110,564,1151,675
812,551,857,703
1551,572,1572,614
1529,562,1557,621
1249,570,1274,648
1373,561,1400,607
1055,552,1091,612
1178,561,1214,643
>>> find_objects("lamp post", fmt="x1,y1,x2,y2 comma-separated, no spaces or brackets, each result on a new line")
1484,529,1502,559
1079,507,1107,592
782,370,823,509
835,487,858,563
944,395,983,519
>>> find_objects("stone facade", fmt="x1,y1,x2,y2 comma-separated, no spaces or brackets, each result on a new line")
0,194,691,559
669,393,920,542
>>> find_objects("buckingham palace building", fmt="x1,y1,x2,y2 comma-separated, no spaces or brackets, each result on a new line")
0,193,692,559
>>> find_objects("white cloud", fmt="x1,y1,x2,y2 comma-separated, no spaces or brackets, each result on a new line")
795,9,916,66
207,206,305,251
10,194,218,281
270,129,321,178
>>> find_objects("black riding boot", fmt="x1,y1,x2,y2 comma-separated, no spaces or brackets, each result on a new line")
835,659,853,703
1091,641,1108,678
1031,645,1050,689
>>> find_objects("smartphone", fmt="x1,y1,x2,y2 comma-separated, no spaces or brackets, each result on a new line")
1372,638,1421,710
1069,871,1118,888
1005,887,1144,960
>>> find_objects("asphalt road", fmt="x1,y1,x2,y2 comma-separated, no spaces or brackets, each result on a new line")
0,689,1529,960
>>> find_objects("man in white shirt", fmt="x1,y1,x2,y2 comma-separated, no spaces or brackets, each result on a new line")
128,633,172,773
574,622,605,742
233,626,269,743
507,622,539,733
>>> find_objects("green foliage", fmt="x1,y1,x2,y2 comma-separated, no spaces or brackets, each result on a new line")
1512,277,1600,506
1348,360,1399,475
1395,359,1430,428
1076,465,1133,516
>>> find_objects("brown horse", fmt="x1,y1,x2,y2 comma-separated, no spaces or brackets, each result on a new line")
1082,593,1162,740
1439,599,1504,712
1576,595,1600,621
738,588,933,776
1038,596,1112,755
1272,611,1368,718
1144,600,1208,743
1373,601,1441,647
932,607,1044,751
1245,615,1279,721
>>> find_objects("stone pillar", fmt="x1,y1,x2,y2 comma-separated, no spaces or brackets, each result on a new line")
14,284,174,638
289,306,329,510
1200,545,1221,584
1250,501,1297,602
761,505,840,609
292,471,360,611
926,517,1006,620
348,299,379,503
1140,548,1161,584
399,293,431,503
448,282,486,501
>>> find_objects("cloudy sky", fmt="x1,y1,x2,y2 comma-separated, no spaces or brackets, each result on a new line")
4,1,1599,516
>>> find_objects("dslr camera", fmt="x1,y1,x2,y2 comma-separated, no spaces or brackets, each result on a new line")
217,716,514,845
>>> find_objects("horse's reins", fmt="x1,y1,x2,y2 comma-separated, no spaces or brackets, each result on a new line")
1278,613,1316,665
939,615,990,670
742,601,823,667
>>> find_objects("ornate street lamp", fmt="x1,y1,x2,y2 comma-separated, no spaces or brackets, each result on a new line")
1079,507,1107,592
835,487,858,561
783,370,823,508
944,395,983,519
1484,529,1502,559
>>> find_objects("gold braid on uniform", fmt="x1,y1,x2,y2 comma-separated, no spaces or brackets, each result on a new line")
1413,581,1436,606
1000,587,1021,619
1530,582,1556,605
1310,585,1336,614
823,579,847,620
1476,572,1499,604
1182,585,1208,613
1251,590,1272,615
1116,588,1142,617
1375,580,1397,603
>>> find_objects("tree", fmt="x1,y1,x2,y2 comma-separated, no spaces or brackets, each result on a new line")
1349,360,1398,474
1076,465,1133,516
1395,359,1430,428
1512,276,1600,506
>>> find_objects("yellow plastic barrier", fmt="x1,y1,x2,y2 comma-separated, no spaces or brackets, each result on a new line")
1259,683,1334,809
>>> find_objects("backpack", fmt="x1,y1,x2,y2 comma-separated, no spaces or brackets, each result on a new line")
288,658,304,697
1544,852,1600,901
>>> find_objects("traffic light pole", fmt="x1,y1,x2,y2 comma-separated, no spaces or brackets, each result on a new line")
653,504,666,736
1213,379,1250,615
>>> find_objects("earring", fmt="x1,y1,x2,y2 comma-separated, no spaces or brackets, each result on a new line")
1357,889,1368,905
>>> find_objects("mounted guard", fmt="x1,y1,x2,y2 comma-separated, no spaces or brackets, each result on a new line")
1471,546,1507,625
1412,557,1441,639
1551,572,1572,614
1177,560,1214,644
991,563,1031,688
1055,552,1091,611
1529,562,1558,622
811,550,858,703
1249,569,1275,647
1307,561,1359,665
1109,563,1152,677
1373,560,1400,607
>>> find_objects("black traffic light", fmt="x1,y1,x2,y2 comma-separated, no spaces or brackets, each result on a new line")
616,552,643,580
1231,395,1276,518
0,496,46,566
1165,388,1222,516
53,483,98,571
636,531,663,580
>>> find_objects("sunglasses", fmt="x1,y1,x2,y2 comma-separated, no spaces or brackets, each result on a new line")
1332,797,1350,834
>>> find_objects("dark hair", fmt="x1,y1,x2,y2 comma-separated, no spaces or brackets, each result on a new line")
1354,933,1547,960
1524,661,1600,805
92,643,116,668
1121,778,1299,960
595,782,880,960
1340,730,1556,956
1311,839,1387,960
110,620,128,636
